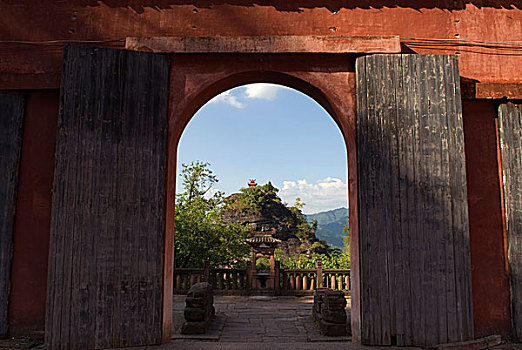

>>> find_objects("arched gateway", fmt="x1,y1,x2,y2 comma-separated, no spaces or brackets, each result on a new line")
44,38,472,349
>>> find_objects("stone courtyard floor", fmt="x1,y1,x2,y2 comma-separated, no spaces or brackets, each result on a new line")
172,294,351,343
169,294,430,349
2,295,522,349
167,295,522,350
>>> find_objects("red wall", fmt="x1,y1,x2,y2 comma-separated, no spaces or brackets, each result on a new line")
463,100,511,337
8,90,58,336
1,2,522,89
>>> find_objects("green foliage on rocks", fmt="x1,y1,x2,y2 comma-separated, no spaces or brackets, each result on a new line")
275,213,351,269
224,181,320,255
225,182,281,215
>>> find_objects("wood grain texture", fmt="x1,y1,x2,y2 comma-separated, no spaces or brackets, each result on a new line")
498,102,522,341
356,54,473,347
0,92,25,338
45,45,170,349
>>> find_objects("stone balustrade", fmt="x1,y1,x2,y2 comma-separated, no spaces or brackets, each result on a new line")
173,262,350,295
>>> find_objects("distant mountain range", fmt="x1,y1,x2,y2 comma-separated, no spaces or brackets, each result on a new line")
305,207,348,248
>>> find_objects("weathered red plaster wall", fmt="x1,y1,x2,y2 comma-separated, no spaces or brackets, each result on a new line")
8,90,58,336
1,2,521,89
463,100,511,337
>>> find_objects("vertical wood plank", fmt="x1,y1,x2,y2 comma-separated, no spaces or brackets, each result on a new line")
384,54,399,343
369,53,381,343
453,57,473,342
441,55,458,343
45,45,170,349
357,54,374,343
391,54,409,346
498,102,522,340
398,54,418,346
356,54,473,347
355,55,370,342
411,54,425,346
378,55,392,345
434,55,448,345
424,55,443,346
0,92,25,339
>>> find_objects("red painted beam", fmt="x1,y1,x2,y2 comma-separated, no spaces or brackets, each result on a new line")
476,83,522,99
462,81,522,100
125,35,401,54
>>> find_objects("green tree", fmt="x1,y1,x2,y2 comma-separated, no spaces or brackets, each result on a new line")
294,197,306,210
276,251,350,270
174,161,250,268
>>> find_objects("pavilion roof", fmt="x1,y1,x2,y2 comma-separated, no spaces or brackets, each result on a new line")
246,235,282,244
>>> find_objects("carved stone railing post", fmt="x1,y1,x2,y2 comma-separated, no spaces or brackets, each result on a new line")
275,260,281,294
246,261,252,291
316,260,323,289
204,260,210,283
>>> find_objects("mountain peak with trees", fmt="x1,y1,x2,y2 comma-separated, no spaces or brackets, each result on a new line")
223,181,330,257
174,161,349,270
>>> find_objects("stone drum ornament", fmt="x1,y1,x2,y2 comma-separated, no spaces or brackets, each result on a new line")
181,282,215,334
313,288,349,336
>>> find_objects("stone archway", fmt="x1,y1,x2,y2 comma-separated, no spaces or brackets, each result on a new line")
165,56,360,343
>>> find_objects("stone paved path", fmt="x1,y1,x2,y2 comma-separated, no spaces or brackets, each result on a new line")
173,294,351,343
3,295,521,349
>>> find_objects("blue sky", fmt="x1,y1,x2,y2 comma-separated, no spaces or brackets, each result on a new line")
176,83,348,214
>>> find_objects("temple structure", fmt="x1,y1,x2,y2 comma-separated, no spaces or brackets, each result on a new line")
244,180,281,292
246,227,281,292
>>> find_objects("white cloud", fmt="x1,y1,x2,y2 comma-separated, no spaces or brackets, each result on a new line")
208,90,245,109
207,83,285,108
244,83,282,100
279,177,348,214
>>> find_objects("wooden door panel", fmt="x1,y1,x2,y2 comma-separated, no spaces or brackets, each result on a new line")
356,54,473,346
45,45,170,349
498,102,522,340
0,92,25,338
